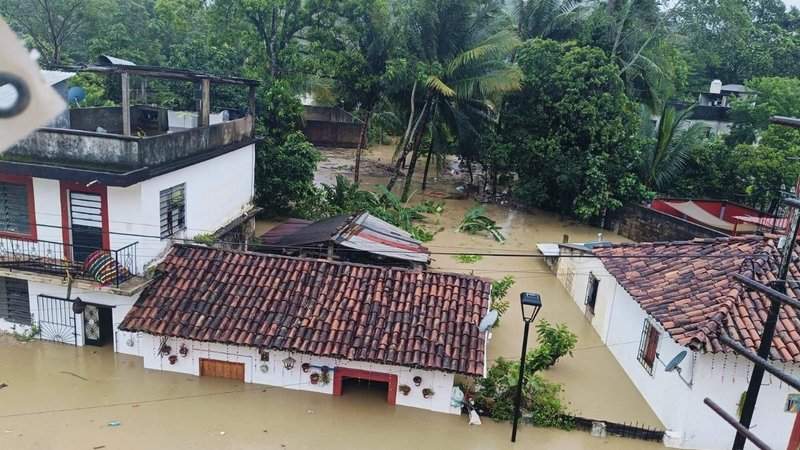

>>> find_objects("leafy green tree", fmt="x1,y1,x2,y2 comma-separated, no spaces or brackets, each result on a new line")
501,39,647,220
255,132,320,215
729,77,800,144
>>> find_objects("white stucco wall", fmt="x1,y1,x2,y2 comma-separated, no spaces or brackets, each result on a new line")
556,252,798,450
108,143,256,272
0,278,138,350
129,333,459,415
14,144,255,274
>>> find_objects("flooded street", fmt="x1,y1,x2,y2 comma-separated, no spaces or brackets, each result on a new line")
0,144,662,450
308,145,662,426
0,337,660,450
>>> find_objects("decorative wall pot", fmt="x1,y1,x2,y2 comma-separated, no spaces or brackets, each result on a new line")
168,355,178,365
159,344,172,356
179,344,189,357
302,363,311,373
71,297,86,314
260,364,269,373
413,376,422,386
320,366,330,374
422,388,434,399
126,337,135,348
399,385,411,396
282,356,296,370
310,373,320,385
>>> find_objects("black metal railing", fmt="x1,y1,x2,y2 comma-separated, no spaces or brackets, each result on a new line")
0,237,139,287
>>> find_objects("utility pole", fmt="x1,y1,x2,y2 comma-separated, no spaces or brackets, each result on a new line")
732,118,800,450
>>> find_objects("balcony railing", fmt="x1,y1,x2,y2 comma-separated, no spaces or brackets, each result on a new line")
0,237,138,288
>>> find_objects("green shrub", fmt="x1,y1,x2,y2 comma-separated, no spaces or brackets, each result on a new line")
527,320,578,371
491,276,515,319
193,233,217,245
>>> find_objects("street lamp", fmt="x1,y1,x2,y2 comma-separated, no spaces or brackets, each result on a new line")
511,292,543,443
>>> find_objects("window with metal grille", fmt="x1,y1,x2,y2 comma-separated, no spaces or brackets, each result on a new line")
585,273,599,315
0,277,31,325
0,181,31,235
637,319,660,375
160,184,186,238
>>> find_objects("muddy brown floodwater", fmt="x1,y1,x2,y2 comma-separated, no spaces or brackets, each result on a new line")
0,144,663,450
0,338,661,450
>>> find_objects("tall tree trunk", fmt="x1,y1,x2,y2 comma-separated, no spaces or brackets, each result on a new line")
354,110,371,185
387,98,429,191
421,143,434,191
401,133,425,202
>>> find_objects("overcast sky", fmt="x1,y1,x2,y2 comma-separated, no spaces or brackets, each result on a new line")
786,0,800,8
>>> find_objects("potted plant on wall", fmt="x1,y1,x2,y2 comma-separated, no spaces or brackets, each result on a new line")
179,344,189,357
302,363,311,373
422,388,434,399
413,376,422,386
168,355,178,365
159,344,171,356
399,384,411,396
310,373,320,385
319,370,330,385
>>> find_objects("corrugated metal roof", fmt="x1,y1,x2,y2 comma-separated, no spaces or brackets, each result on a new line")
335,213,430,263
259,212,430,263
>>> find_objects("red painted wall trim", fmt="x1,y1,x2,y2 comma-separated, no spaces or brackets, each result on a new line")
333,367,398,406
787,413,800,450
59,181,110,260
0,174,37,241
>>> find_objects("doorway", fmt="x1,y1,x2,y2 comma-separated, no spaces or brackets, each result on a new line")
82,304,113,347
199,358,245,381
333,368,397,405
68,191,104,262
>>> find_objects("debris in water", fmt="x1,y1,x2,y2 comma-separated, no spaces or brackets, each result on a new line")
59,371,88,381
107,421,121,427
93,446,106,449
219,431,226,436
306,409,314,414
0,383,7,390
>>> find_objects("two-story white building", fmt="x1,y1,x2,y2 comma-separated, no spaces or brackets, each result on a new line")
0,61,259,350
555,237,800,450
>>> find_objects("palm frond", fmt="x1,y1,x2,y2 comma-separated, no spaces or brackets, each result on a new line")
426,75,456,98
446,29,521,75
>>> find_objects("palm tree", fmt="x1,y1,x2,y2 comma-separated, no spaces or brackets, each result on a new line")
510,0,586,40
639,104,706,191
387,1,522,201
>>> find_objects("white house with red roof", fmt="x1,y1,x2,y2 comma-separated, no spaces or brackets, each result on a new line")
555,237,800,450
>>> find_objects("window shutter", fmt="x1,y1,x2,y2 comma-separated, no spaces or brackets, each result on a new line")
0,182,31,234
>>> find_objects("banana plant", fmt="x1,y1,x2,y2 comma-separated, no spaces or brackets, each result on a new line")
457,205,506,242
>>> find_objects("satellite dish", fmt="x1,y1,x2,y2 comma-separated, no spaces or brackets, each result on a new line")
68,86,86,105
479,310,499,332
665,350,687,372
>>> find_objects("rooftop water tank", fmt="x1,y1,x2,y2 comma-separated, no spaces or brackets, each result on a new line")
710,79,722,94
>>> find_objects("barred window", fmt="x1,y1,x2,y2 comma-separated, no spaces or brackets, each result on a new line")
0,181,31,235
637,320,660,375
0,277,31,325
160,184,186,238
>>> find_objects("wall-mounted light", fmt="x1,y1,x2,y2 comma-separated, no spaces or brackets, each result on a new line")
260,350,270,362
282,356,296,370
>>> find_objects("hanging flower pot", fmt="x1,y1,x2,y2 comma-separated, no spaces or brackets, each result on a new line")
399,384,411,396
159,344,171,356
302,363,311,373
168,355,178,365
179,344,189,357
413,376,422,386
320,365,330,375
422,388,434,399
310,373,320,385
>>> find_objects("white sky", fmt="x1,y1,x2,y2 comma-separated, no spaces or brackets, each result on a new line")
786,0,800,8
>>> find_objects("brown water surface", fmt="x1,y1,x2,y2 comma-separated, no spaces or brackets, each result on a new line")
0,336,661,450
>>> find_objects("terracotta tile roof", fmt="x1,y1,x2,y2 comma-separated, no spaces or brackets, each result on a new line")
593,236,800,362
119,245,490,376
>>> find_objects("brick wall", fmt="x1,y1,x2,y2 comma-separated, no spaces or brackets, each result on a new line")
609,204,727,242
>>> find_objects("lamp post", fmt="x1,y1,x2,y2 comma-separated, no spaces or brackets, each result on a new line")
511,292,543,443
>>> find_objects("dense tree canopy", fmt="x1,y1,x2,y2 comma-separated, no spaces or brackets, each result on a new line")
3,0,800,219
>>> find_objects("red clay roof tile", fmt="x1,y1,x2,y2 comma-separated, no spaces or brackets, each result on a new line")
120,244,491,376
594,236,800,362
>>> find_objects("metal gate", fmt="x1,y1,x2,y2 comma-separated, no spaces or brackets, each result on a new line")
36,295,78,345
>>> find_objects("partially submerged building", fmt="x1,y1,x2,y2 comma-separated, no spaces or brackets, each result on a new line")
119,244,491,414
668,80,756,136
555,237,800,450
0,60,259,347
259,212,431,267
